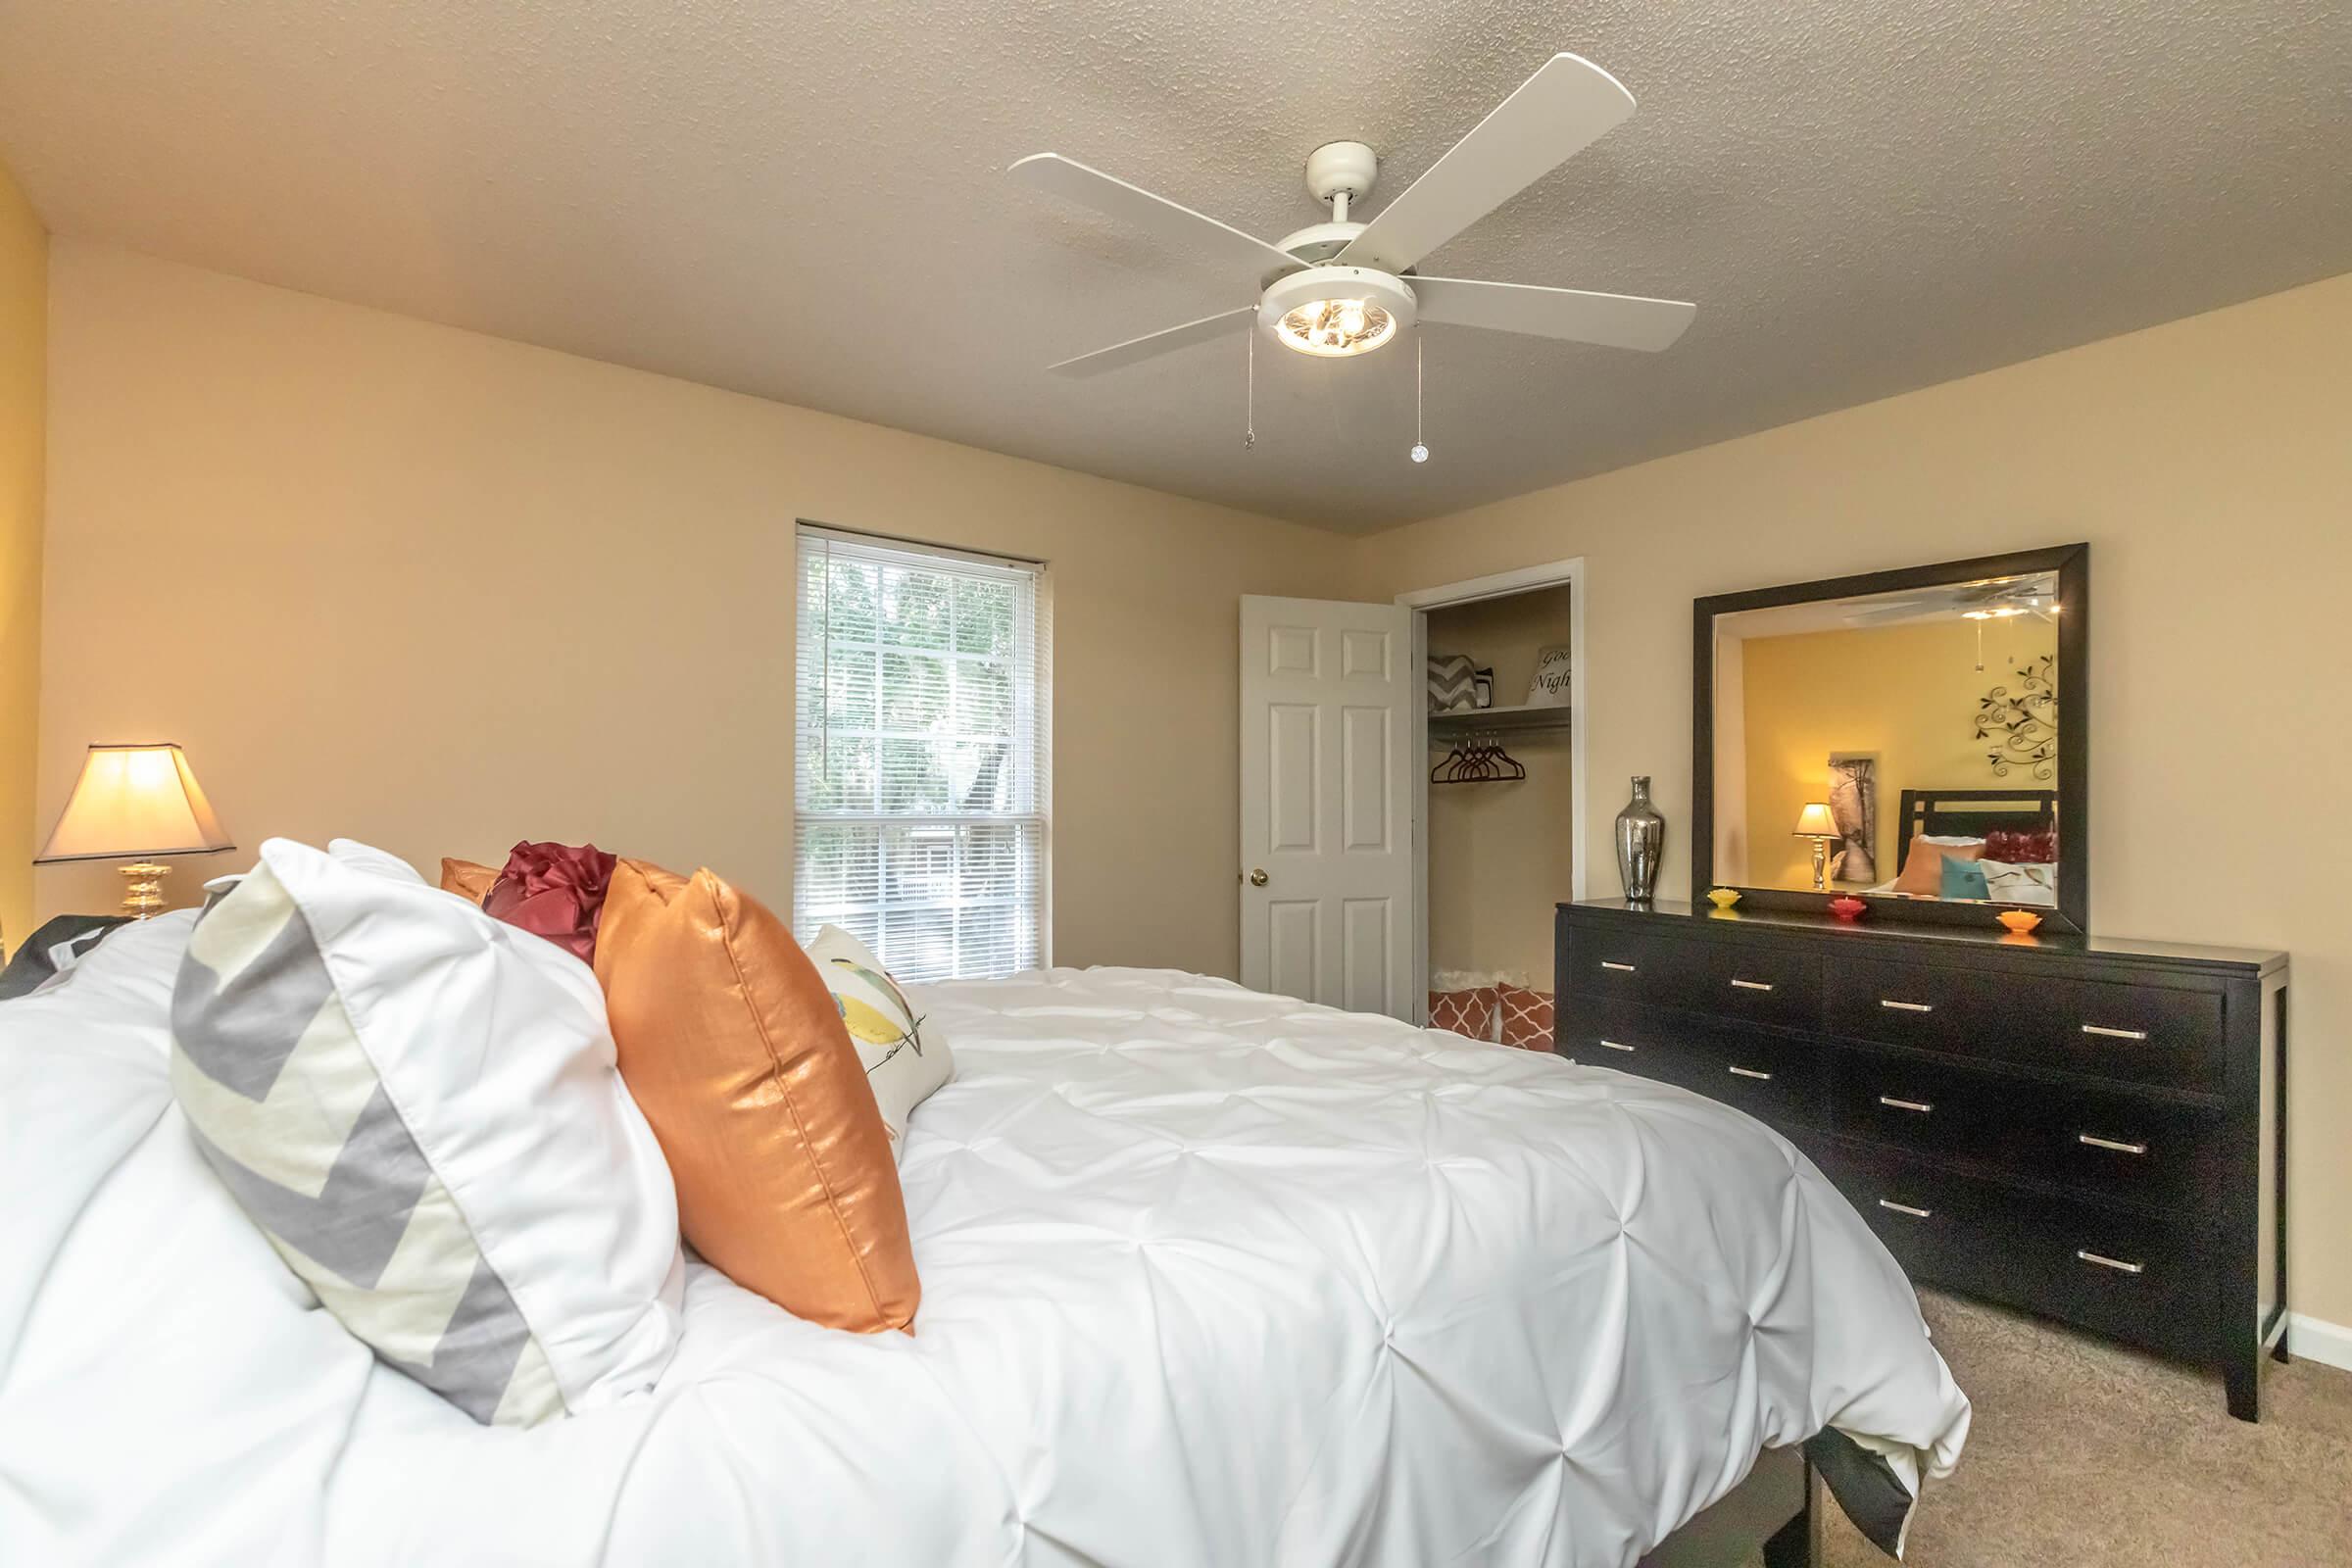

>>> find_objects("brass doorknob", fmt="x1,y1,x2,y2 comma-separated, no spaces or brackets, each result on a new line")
1248,868,1269,887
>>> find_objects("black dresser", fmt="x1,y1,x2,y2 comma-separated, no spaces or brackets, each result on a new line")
1555,899,2289,1421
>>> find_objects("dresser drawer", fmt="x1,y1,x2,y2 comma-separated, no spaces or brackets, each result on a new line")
1832,1048,2220,1211
1559,925,1710,1011
1815,1140,2212,1361
1702,942,1822,1029
1814,1141,2047,1303
1560,1002,1821,1128
1571,1005,1825,1128
2050,978,2226,1092
1824,956,2225,1093
1691,1022,1824,1128
1558,1002,1711,1090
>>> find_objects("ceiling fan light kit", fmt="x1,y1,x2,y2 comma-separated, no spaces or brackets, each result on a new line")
1009,53,1696,457
1260,266,1414,357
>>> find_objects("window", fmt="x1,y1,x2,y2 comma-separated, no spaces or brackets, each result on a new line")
793,525,1051,981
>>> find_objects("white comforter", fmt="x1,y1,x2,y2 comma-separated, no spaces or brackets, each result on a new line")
0,914,1969,1567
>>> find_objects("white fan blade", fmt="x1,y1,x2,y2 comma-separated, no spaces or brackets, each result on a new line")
1047,305,1256,376
1412,275,1695,351
1010,153,1302,282
1336,54,1637,275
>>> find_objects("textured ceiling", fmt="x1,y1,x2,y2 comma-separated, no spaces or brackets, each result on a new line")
0,1,2345,533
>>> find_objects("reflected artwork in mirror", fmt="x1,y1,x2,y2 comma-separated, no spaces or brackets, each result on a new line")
1692,545,2087,933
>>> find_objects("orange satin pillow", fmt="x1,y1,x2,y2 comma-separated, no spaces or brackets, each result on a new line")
592,858,918,1333
439,858,500,905
1891,836,1983,897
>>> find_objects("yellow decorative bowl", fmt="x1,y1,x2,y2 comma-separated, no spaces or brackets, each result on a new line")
1997,909,2042,935
1706,887,1741,910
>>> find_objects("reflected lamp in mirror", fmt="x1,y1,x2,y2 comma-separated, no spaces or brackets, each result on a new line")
1792,802,1838,892
35,744,235,918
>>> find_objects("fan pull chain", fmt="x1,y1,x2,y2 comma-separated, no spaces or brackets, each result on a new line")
1409,335,1430,463
1244,326,1256,451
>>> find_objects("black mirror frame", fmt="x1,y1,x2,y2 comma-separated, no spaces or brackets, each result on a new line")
1691,543,2089,934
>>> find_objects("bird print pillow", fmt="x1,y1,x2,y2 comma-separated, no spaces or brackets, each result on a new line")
804,925,954,1160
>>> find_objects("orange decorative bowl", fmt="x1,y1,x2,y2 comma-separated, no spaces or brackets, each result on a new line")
1827,896,1869,921
1997,909,2042,935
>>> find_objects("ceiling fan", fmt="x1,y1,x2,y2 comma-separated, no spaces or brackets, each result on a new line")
1841,575,2063,628
1008,53,1696,382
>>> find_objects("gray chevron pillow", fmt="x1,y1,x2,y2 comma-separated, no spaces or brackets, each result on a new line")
1427,652,1479,712
169,839,682,1427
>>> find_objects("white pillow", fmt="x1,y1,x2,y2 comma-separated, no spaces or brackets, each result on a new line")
324,836,429,885
1525,645,1572,708
1918,834,1986,846
1979,858,2059,907
804,924,953,1159
169,837,683,1426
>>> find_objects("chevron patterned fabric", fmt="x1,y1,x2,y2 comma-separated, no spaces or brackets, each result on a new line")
167,838,683,1430
172,862,564,1425
1427,653,1479,712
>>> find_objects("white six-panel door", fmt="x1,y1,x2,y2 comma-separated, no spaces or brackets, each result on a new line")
1239,596,1415,1018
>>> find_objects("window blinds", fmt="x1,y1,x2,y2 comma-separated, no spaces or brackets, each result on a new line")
793,526,1051,982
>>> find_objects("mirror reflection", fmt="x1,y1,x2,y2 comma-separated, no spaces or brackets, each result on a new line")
1709,570,2060,907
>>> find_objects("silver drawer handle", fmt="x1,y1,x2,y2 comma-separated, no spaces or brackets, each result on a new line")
2082,1023,2149,1041
2077,1250,2145,1275
1878,1199,1932,1219
1880,999,1935,1013
1597,1038,1638,1053
1728,1065,1773,1081
2078,1133,2149,1155
1879,1096,1934,1114
1730,978,1775,992
1601,960,1638,973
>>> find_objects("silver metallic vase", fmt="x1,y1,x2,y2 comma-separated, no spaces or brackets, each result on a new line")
1615,775,1666,902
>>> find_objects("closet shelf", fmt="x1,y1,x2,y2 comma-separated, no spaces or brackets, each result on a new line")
1428,704,1574,740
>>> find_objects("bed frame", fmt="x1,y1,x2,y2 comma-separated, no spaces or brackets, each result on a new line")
1891,785,2057,875
1640,1447,1816,1568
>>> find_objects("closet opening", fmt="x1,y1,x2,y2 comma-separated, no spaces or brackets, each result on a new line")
1397,559,1587,1047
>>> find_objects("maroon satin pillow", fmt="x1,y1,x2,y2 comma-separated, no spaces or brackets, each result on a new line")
483,840,618,962
1984,826,2058,864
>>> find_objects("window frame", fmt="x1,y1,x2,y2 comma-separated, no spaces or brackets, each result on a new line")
791,522,1053,980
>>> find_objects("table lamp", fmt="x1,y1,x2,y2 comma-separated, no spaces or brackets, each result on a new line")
35,744,235,917
1792,801,1838,892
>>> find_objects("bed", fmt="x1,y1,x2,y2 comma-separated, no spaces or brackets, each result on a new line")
1891,787,2058,875
0,913,1969,1567
1862,787,2061,907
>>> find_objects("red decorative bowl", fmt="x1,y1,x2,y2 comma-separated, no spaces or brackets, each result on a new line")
1827,896,1869,921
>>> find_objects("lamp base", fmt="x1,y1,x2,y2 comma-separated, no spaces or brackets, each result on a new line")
1809,839,1830,893
120,861,172,919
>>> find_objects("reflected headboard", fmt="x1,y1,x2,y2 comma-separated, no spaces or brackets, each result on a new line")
1893,788,2058,872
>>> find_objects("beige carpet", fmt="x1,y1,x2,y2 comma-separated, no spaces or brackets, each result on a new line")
1756,1290,2352,1566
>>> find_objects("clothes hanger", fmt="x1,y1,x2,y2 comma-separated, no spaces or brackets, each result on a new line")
1431,733,1527,784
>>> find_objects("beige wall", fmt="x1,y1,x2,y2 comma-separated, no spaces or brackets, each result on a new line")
1426,587,1573,984
34,243,1340,976
0,163,43,956
1348,271,2352,1327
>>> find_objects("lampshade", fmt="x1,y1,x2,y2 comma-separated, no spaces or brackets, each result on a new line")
36,744,235,862
1791,802,1838,839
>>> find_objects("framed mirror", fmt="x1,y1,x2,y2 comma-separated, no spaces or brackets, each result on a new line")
1692,544,2087,933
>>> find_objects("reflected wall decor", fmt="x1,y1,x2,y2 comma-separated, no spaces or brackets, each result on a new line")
1826,753,1877,884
